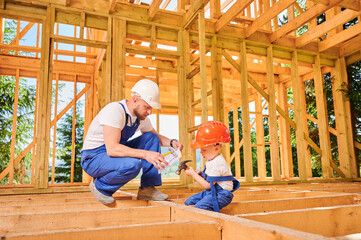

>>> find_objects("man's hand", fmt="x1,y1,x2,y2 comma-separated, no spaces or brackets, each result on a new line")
144,151,169,169
171,140,184,151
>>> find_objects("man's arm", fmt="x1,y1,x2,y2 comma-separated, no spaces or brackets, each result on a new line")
149,128,184,151
103,125,167,169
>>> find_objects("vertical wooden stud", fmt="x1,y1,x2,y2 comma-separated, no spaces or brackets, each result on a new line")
233,106,241,178
211,36,224,122
9,69,20,185
266,46,281,181
105,17,112,105
180,29,193,185
111,18,126,102
31,73,40,185
224,110,231,166
0,18,3,43
277,83,293,179
51,74,59,184
255,93,266,180
156,70,160,132
198,10,207,125
240,41,253,182
313,54,332,178
300,78,312,178
34,6,55,189
333,58,357,178
79,11,85,39
150,25,157,50
210,0,220,19
291,51,307,180
70,75,77,183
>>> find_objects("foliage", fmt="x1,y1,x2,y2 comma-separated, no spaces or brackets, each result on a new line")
50,105,84,183
0,76,36,184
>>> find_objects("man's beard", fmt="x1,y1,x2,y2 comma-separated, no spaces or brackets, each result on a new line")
134,107,146,120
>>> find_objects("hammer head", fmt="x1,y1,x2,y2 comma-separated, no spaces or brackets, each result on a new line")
175,160,192,175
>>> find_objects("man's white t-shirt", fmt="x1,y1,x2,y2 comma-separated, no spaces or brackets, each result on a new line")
205,154,234,191
82,100,153,150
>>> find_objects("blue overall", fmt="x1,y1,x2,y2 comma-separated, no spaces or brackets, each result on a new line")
184,170,240,212
81,102,162,196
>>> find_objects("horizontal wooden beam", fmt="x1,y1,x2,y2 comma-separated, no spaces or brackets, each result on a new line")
0,200,149,215
3,221,221,240
0,206,171,234
222,194,356,215
52,35,109,49
125,45,180,58
240,205,361,237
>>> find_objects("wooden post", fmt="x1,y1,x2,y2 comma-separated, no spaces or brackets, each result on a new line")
156,70,160,132
79,12,85,39
31,73,40,185
210,0,220,19
105,17,112,105
333,58,357,178
266,46,281,181
180,29,193,185
224,110,231,166
291,51,307,180
51,74,59,184
300,78,312,178
198,10,207,124
9,69,20,185
83,79,93,183
255,93,266,180
178,0,190,13
233,105,241,178
313,54,332,178
277,83,293,179
34,7,55,189
211,36,224,122
70,75,77,183
111,18,126,102
240,41,253,182
0,17,3,43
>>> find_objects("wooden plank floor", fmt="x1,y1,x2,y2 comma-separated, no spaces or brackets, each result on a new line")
0,182,360,239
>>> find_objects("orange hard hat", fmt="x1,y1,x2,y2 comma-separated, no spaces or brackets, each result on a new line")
191,121,231,149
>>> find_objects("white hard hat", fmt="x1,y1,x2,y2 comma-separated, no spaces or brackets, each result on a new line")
131,79,161,109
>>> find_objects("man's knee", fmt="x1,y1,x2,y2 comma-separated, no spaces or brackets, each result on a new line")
142,132,160,143
116,158,142,179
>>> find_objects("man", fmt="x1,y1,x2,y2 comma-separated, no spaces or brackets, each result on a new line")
81,79,183,205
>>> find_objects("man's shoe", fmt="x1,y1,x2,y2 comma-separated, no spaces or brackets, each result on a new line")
89,179,115,205
137,186,168,201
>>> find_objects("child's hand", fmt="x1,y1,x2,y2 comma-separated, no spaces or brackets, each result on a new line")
184,166,196,176
195,170,202,175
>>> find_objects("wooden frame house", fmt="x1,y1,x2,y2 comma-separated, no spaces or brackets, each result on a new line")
1,0,361,238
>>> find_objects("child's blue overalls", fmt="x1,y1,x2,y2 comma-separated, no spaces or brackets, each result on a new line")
81,102,162,196
184,169,240,212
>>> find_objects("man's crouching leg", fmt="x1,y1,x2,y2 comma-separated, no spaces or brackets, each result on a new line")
127,132,168,201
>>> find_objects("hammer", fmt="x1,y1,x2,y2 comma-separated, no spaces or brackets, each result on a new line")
175,160,192,175
163,148,176,157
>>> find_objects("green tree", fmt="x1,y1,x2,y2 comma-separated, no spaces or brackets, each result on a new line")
50,105,84,183
0,76,36,184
